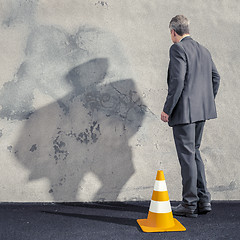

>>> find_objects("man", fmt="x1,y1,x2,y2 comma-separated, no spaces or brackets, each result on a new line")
161,15,220,218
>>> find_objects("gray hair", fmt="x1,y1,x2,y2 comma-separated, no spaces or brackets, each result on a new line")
169,15,190,36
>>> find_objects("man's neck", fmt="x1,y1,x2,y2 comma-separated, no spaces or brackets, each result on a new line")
180,34,190,42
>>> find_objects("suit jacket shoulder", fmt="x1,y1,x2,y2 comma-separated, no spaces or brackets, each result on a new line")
169,42,186,60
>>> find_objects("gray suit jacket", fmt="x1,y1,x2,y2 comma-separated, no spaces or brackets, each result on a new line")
163,36,220,127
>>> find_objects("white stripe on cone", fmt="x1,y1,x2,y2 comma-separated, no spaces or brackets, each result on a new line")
149,200,172,214
153,180,168,192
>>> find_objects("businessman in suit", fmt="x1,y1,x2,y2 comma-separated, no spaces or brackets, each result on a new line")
161,15,220,217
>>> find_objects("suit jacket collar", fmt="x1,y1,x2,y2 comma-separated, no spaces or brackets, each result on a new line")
180,35,192,42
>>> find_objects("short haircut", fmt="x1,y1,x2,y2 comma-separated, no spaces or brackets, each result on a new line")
169,15,190,36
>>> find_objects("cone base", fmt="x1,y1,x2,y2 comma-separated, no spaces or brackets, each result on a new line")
137,218,186,232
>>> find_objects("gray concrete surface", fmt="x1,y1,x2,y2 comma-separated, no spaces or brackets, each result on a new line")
0,0,239,202
0,201,240,240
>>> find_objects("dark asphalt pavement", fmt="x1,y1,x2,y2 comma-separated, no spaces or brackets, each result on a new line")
0,201,239,240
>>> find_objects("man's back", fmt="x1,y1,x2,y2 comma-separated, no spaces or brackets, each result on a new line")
164,36,220,126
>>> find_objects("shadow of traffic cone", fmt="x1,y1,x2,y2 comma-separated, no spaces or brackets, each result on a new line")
137,170,186,232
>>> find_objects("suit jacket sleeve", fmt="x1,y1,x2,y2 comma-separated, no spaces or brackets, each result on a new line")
163,43,186,116
211,59,220,98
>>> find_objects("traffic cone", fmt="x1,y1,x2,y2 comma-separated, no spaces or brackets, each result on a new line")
137,170,186,232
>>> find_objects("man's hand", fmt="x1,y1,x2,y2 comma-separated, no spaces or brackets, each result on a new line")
161,111,169,122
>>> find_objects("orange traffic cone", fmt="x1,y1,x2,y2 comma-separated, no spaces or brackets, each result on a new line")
137,170,186,232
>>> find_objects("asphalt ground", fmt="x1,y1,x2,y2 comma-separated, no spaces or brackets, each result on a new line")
0,201,239,240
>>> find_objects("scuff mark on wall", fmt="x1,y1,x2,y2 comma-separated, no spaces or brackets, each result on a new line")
53,136,69,164
7,146,13,152
95,1,108,8
29,144,37,152
76,121,101,144
210,181,237,192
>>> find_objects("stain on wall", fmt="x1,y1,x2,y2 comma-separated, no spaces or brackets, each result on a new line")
2,0,38,27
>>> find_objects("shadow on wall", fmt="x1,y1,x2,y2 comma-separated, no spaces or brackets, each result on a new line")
0,0,146,202
0,7,147,200
13,58,146,201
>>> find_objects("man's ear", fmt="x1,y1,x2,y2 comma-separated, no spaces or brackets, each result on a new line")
173,30,177,37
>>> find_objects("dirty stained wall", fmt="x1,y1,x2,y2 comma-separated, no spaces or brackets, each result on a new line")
0,0,239,202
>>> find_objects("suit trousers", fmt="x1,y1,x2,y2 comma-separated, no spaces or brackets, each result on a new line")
173,120,211,209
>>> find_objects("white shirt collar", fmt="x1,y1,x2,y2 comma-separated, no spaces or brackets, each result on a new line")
180,35,191,42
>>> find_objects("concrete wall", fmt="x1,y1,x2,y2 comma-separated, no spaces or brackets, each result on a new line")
0,0,239,202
